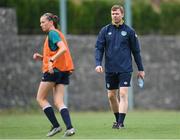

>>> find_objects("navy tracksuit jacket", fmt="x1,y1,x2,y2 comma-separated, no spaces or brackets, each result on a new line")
95,23,144,73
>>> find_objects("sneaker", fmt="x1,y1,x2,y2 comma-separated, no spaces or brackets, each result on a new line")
46,126,62,137
112,122,125,129
117,123,125,129
64,128,75,137
112,122,118,129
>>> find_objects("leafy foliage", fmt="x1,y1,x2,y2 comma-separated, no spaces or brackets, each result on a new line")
0,0,180,34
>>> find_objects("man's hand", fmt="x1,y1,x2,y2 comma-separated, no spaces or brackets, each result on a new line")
95,66,104,73
137,71,145,79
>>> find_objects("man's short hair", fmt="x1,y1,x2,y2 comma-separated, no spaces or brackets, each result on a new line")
111,5,124,14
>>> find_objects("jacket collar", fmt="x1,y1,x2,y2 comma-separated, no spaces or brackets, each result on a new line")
112,19,124,27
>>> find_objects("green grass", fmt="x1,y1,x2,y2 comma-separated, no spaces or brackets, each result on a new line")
0,110,180,139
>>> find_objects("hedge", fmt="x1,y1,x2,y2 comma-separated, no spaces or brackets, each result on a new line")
0,0,180,35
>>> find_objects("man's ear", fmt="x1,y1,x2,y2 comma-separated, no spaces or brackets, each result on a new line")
122,14,124,18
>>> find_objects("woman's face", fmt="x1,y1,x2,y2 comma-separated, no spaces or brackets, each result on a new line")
40,16,52,32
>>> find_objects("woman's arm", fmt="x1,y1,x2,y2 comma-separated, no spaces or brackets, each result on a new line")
33,53,43,61
49,41,67,62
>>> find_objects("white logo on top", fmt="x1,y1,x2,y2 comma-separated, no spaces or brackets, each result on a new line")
108,32,112,35
121,31,127,36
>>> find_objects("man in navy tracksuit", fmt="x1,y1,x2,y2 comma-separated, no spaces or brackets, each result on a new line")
95,5,145,129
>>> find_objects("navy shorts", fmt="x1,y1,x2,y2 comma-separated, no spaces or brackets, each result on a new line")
41,70,70,85
105,72,132,90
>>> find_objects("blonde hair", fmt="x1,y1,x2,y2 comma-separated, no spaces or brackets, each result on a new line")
111,5,124,14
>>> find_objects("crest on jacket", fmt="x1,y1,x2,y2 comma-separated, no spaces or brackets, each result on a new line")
121,31,127,36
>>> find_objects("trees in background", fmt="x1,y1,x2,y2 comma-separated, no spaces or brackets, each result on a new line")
0,0,180,35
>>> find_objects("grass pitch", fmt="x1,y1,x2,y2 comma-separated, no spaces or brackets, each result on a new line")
0,110,180,139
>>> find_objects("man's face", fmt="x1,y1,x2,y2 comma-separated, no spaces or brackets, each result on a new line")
111,9,123,24
40,16,52,32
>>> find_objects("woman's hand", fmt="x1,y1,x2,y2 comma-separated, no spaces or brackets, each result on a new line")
33,53,43,61
48,61,54,74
